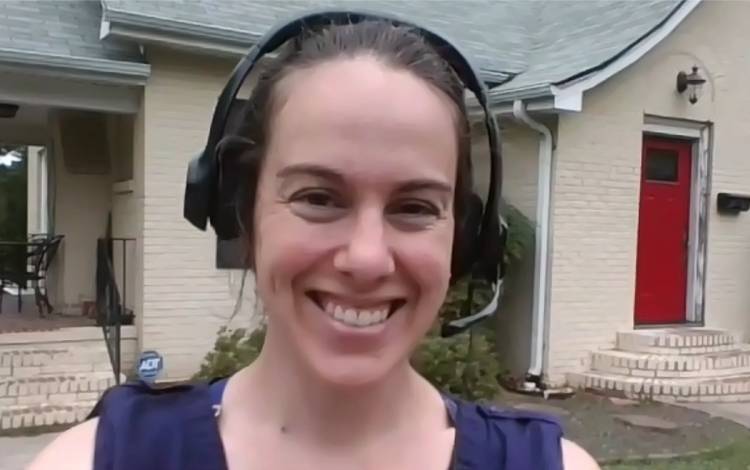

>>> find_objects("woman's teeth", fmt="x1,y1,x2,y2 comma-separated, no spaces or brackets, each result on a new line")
323,302,390,328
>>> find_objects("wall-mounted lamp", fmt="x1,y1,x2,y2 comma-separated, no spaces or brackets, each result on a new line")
0,103,19,118
676,66,706,105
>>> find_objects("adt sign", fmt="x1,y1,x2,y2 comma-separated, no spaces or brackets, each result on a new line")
137,350,164,384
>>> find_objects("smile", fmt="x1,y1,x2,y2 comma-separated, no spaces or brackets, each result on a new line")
306,291,406,328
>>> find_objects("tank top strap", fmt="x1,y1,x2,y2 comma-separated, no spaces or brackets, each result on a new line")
447,395,564,470
90,380,228,470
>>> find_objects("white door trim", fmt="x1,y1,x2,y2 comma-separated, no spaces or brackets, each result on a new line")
643,116,712,324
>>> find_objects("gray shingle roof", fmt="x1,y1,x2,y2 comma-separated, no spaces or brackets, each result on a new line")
492,0,682,96
0,0,143,64
1,0,689,97
101,0,686,96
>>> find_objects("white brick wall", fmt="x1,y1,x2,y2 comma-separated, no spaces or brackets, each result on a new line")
547,1,750,383
141,48,257,380
474,120,541,376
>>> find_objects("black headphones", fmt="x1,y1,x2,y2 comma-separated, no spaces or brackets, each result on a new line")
183,8,506,337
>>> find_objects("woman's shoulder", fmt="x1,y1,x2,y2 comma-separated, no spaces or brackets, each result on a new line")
447,395,563,434
29,380,225,470
448,396,599,469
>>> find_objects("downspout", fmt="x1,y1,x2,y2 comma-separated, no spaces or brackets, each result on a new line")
511,100,553,391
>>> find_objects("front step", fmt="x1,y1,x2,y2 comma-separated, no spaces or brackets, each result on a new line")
617,328,738,354
0,372,117,404
0,348,114,377
0,327,123,431
570,328,750,403
0,401,98,431
591,346,750,378
0,372,118,431
568,371,750,403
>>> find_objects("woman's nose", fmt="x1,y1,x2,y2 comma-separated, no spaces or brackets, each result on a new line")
333,209,395,284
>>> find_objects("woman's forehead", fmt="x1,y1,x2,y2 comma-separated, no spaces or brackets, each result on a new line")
266,57,459,181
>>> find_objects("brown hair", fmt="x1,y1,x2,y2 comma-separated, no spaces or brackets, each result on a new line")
228,20,475,271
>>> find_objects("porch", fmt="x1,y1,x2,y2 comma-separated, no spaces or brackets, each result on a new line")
0,294,93,333
0,72,142,430
0,106,139,335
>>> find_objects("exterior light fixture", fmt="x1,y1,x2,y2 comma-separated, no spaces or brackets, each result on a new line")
676,66,706,105
0,103,19,118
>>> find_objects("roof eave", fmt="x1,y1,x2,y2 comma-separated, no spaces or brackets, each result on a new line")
478,0,702,117
468,83,578,118
101,8,257,58
549,0,701,110
0,48,150,86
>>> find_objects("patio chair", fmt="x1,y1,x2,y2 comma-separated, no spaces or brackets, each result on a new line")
0,234,63,316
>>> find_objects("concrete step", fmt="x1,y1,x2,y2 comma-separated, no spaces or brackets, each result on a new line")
617,328,738,355
591,346,750,378
0,401,97,431
568,371,750,403
0,347,113,378
0,371,116,403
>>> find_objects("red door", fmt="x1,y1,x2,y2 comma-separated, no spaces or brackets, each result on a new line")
634,137,692,325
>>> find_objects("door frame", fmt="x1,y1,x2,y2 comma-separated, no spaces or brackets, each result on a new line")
642,115,712,325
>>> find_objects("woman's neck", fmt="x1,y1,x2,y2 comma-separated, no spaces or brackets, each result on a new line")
226,335,443,449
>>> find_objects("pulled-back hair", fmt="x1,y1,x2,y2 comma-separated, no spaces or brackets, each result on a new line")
228,20,475,271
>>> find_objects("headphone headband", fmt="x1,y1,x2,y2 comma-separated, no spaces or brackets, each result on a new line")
205,8,490,158
183,8,504,336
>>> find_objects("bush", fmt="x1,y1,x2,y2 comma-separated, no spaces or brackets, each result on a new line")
193,325,266,380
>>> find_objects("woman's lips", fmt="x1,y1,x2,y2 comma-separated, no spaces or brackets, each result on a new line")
306,291,406,328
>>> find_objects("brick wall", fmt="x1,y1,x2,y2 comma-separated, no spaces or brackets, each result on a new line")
141,48,256,380
547,1,750,383
473,120,543,376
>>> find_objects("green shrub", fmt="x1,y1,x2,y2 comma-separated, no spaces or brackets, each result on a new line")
193,325,266,380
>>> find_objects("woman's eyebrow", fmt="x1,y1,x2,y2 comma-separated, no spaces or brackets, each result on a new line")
277,163,345,183
395,180,452,194
276,163,452,193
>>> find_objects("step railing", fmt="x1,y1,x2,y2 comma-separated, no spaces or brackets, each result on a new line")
95,237,135,384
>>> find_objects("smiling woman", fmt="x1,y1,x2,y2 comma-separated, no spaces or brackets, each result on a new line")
29,11,598,470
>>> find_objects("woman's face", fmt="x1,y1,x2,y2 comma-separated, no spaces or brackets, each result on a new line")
253,56,458,387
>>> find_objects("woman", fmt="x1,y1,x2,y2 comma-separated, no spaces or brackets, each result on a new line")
31,17,599,470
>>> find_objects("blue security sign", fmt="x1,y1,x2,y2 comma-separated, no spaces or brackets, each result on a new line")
137,350,164,383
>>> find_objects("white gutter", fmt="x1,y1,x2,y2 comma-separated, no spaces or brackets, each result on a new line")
0,48,150,86
512,99,553,384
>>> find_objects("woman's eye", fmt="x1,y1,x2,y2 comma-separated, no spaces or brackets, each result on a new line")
389,199,441,218
289,189,341,208
299,190,338,207
287,189,346,222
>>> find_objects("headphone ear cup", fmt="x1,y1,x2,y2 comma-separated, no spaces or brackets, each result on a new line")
184,150,214,231
212,135,258,240
451,192,484,282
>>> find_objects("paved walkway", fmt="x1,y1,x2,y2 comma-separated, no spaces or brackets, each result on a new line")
676,402,750,429
0,433,58,470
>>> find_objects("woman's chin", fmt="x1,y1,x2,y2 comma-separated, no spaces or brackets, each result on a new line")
306,351,403,389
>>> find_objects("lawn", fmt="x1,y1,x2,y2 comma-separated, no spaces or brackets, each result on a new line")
603,439,750,470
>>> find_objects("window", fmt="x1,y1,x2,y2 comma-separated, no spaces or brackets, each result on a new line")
645,149,678,182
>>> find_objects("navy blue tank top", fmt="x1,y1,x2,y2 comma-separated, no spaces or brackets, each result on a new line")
90,379,563,470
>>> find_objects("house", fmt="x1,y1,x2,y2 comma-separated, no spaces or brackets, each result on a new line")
0,0,747,430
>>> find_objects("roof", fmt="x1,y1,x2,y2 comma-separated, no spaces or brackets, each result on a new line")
0,0,699,100
0,1,148,85
100,0,697,106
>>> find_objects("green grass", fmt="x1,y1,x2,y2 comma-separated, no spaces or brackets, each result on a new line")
604,439,750,470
